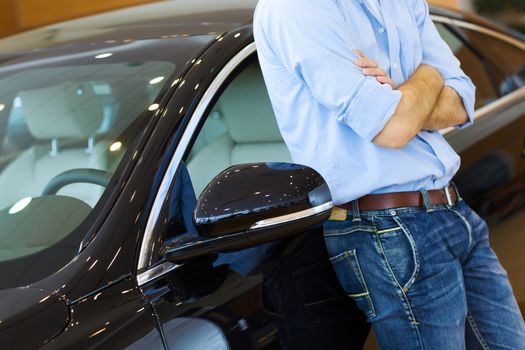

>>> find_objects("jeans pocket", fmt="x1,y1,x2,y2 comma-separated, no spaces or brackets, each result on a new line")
323,219,377,237
292,258,362,326
329,250,376,320
378,218,420,291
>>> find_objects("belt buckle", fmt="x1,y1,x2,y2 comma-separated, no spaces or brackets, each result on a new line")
445,185,454,206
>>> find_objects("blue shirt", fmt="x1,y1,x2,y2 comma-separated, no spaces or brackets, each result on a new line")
253,0,476,205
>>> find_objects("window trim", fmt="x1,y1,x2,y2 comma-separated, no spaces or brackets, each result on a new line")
430,15,525,53
136,43,256,284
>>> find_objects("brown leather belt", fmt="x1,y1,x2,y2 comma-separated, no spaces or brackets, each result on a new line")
339,183,459,212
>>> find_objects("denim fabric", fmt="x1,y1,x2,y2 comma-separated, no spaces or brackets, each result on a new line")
323,199,525,350
261,230,370,349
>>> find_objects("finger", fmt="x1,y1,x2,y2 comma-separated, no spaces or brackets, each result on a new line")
364,57,378,68
352,49,378,68
376,75,395,88
362,68,387,76
354,58,378,69
353,48,367,59
353,59,368,67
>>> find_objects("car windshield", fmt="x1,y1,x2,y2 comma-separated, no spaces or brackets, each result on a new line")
0,35,213,288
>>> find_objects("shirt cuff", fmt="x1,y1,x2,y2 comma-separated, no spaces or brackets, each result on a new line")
445,77,476,129
340,77,402,141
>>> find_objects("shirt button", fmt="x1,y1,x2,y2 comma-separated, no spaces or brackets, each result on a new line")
393,63,399,69
378,27,385,34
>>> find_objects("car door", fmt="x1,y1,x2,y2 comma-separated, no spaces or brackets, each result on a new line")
137,44,290,350
434,17,525,313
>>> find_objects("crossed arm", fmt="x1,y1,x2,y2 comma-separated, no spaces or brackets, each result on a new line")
354,50,469,149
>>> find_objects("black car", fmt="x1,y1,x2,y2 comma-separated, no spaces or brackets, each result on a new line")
0,1,524,348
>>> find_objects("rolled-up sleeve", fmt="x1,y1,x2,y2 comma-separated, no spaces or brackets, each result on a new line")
413,0,476,128
257,0,401,141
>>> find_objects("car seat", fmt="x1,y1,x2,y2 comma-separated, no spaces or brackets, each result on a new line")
188,62,292,196
0,81,110,210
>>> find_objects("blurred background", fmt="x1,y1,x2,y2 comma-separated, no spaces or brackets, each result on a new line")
0,0,524,39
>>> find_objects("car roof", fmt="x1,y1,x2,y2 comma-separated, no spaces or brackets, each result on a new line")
0,0,257,54
430,5,525,40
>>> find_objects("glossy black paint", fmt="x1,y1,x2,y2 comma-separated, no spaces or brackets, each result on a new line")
0,1,523,349
143,263,273,350
161,162,332,262
133,25,257,273
42,278,162,349
0,287,68,349
195,162,330,236
162,211,331,262
163,233,249,262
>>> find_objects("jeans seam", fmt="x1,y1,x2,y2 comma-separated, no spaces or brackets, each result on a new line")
348,250,376,318
323,226,376,237
392,216,420,291
448,207,474,261
467,312,491,350
374,232,424,348
343,249,377,319
375,215,425,347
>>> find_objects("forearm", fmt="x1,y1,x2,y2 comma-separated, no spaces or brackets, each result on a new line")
373,64,444,148
423,86,469,130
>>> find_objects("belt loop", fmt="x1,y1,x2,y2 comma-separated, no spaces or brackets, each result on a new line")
451,182,462,202
419,190,434,212
352,200,362,222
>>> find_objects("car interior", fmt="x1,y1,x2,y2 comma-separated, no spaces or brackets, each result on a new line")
187,60,292,196
0,81,110,210
0,61,174,281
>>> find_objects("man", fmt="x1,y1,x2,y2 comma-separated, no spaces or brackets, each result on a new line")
253,0,525,348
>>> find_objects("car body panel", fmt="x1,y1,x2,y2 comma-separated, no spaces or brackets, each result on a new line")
0,0,258,54
43,278,162,349
0,287,69,348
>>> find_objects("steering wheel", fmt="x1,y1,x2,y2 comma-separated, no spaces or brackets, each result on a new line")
42,168,113,196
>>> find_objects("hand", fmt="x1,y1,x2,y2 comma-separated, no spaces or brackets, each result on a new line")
353,49,395,89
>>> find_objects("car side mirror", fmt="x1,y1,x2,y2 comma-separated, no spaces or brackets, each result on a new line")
163,162,333,262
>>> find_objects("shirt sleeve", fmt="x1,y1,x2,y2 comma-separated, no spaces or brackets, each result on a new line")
413,0,477,128
254,0,401,142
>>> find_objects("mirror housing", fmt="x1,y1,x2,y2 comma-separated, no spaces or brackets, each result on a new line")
163,162,333,262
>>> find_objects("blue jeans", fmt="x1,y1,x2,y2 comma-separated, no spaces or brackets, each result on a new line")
323,198,525,349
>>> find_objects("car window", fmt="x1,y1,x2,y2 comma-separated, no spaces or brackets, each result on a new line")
186,58,291,197
456,27,525,96
148,57,292,273
435,22,500,109
0,35,214,289
0,62,174,253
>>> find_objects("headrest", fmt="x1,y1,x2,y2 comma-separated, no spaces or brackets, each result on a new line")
20,82,103,140
217,62,283,144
